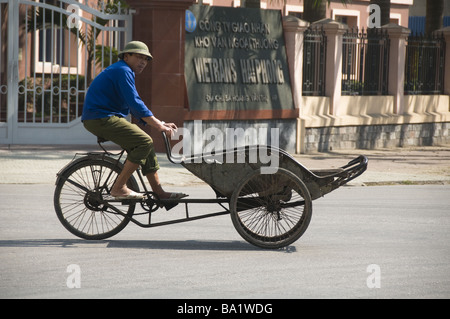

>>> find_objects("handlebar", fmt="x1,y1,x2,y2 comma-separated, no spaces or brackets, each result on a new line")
161,131,183,164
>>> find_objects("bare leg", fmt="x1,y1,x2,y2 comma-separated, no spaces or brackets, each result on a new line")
111,160,139,197
146,171,171,199
112,162,174,199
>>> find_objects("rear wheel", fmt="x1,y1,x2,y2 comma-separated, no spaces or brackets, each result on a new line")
230,168,312,249
54,158,138,240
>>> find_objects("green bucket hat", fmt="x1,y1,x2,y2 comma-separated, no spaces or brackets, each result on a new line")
118,41,153,60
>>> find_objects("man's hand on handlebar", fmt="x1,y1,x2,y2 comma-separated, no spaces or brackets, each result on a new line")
160,122,177,137
142,116,177,137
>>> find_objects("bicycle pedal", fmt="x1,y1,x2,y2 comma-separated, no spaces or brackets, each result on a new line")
162,202,178,211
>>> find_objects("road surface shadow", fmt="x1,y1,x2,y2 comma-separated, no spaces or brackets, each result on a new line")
0,238,297,253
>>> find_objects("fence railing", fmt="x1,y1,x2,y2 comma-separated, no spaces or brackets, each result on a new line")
341,28,389,96
17,0,132,124
302,26,326,96
404,33,446,95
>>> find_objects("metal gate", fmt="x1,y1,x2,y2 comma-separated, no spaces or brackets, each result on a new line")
0,0,133,144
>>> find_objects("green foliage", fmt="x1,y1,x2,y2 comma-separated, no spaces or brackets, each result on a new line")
18,74,86,122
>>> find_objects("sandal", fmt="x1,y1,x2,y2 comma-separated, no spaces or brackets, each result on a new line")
168,192,189,200
160,192,189,211
114,190,144,200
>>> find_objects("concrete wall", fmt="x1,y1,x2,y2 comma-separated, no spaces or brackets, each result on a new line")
300,94,450,152
283,17,450,153
304,122,450,152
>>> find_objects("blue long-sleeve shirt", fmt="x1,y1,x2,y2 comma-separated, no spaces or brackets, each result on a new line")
82,60,153,122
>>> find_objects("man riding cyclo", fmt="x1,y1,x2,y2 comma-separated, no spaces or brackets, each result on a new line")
82,41,187,201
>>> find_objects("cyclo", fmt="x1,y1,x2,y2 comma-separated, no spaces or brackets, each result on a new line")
54,132,367,249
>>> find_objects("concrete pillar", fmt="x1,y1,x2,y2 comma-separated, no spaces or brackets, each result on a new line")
282,16,310,111
312,18,348,116
382,23,410,115
435,26,450,96
282,16,309,154
126,0,194,151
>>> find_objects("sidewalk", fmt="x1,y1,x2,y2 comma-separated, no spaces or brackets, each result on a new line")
0,143,449,186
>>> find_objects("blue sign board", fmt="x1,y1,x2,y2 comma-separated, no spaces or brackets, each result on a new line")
185,10,197,33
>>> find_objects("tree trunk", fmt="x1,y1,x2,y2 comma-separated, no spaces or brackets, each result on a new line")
303,0,327,23
242,0,260,9
426,0,444,35
370,0,390,27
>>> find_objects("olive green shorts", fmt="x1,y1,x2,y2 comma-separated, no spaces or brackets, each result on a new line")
83,116,159,175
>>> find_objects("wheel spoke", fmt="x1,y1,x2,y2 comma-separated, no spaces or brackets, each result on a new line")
231,168,312,249
54,159,136,240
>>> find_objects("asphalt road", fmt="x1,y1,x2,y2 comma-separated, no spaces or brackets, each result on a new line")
1,183,449,299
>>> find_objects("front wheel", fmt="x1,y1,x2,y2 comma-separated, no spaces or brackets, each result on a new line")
54,158,138,240
230,168,312,249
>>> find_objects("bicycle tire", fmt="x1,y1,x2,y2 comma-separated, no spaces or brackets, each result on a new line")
230,168,312,249
54,158,138,240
